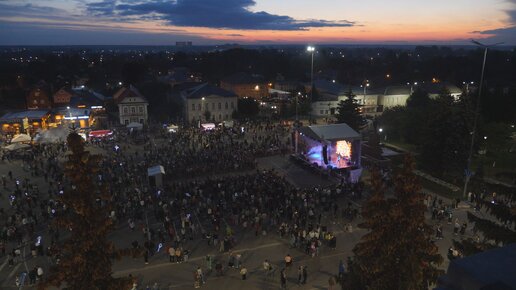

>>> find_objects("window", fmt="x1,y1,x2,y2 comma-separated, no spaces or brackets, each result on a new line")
225,114,228,119
212,103,215,110
320,110,324,114
124,119,129,125
139,119,144,124
218,103,221,109
231,102,234,109
219,114,222,120
139,107,143,113
192,104,195,111
131,107,136,113
124,107,128,114
325,110,329,115
225,102,228,109
198,104,201,110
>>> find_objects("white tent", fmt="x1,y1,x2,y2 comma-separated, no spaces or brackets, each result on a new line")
4,143,30,151
11,134,31,143
126,122,143,130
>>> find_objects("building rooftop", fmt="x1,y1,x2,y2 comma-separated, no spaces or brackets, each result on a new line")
0,110,50,121
298,123,361,142
437,244,516,290
183,83,237,99
113,85,147,103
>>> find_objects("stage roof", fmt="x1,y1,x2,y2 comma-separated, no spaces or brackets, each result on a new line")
299,123,360,142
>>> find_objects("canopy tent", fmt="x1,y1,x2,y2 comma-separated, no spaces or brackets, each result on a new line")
201,123,216,130
11,134,31,143
89,130,113,138
4,143,30,151
167,124,179,133
126,122,143,130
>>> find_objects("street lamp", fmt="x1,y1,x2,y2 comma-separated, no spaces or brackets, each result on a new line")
307,46,315,123
462,39,504,198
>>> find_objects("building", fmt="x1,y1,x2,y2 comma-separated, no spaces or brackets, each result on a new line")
26,82,51,110
53,87,74,105
436,244,516,290
114,86,149,125
54,107,93,129
181,83,237,123
311,80,463,118
220,72,268,99
0,110,50,135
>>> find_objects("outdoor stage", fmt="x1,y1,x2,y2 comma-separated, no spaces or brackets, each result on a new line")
293,123,363,181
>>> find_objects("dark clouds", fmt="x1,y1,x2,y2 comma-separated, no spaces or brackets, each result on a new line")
86,0,355,30
474,0,516,43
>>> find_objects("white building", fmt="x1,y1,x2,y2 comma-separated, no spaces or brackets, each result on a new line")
311,80,462,117
114,86,149,125
181,83,238,123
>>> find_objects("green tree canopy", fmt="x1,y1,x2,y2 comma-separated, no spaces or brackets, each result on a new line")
335,89,364,132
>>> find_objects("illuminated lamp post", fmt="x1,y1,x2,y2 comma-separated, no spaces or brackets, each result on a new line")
307,46,315,123
462,40,503,198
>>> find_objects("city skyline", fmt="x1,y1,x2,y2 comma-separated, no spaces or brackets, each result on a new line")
0,0,515,45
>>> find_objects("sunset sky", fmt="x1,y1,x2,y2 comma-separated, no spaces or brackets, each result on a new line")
0,0,515,45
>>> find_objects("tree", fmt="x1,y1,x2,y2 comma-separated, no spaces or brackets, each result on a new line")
406,88,431,109
335,89,364,132
40,132,132,290
347,155,443,290
235,97,260,119
418,92,472,177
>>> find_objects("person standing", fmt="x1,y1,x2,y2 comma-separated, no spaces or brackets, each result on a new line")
338,260,345,281
280,268,287,289
297,266,303,285
168,246,175,262
302,265,307,284
284,254,293,268
328,276,336,290
263,259,271,280
196,266,205,284
240,265,248,280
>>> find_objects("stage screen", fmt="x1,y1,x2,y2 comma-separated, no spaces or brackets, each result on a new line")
304,139,356,169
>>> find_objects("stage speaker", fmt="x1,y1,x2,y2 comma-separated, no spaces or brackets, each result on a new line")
322,145,328,164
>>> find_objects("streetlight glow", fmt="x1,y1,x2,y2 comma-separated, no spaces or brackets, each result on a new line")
307,46,315,52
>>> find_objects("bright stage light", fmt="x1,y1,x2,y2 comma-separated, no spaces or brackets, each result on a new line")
336,140,352,159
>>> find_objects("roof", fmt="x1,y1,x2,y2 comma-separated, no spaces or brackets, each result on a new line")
0,110,50,121
55,107,91,117
69,88,105,107
298,123,361,142
422,82,462,95
384,86,412,95
222,72,265,84
438,244,516,290
183,83,237,99
113,85,147,103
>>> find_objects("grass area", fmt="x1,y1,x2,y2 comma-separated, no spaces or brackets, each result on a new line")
419,177,462,200
384,139,419,153
471,150,516,182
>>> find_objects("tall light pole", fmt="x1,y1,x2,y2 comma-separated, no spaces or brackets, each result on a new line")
307,46,315,123
462,40,503,198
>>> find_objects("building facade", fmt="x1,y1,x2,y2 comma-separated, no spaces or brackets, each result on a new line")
220,72,268,99
182,83,237,123
26,82,51,110
114,86,149,125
